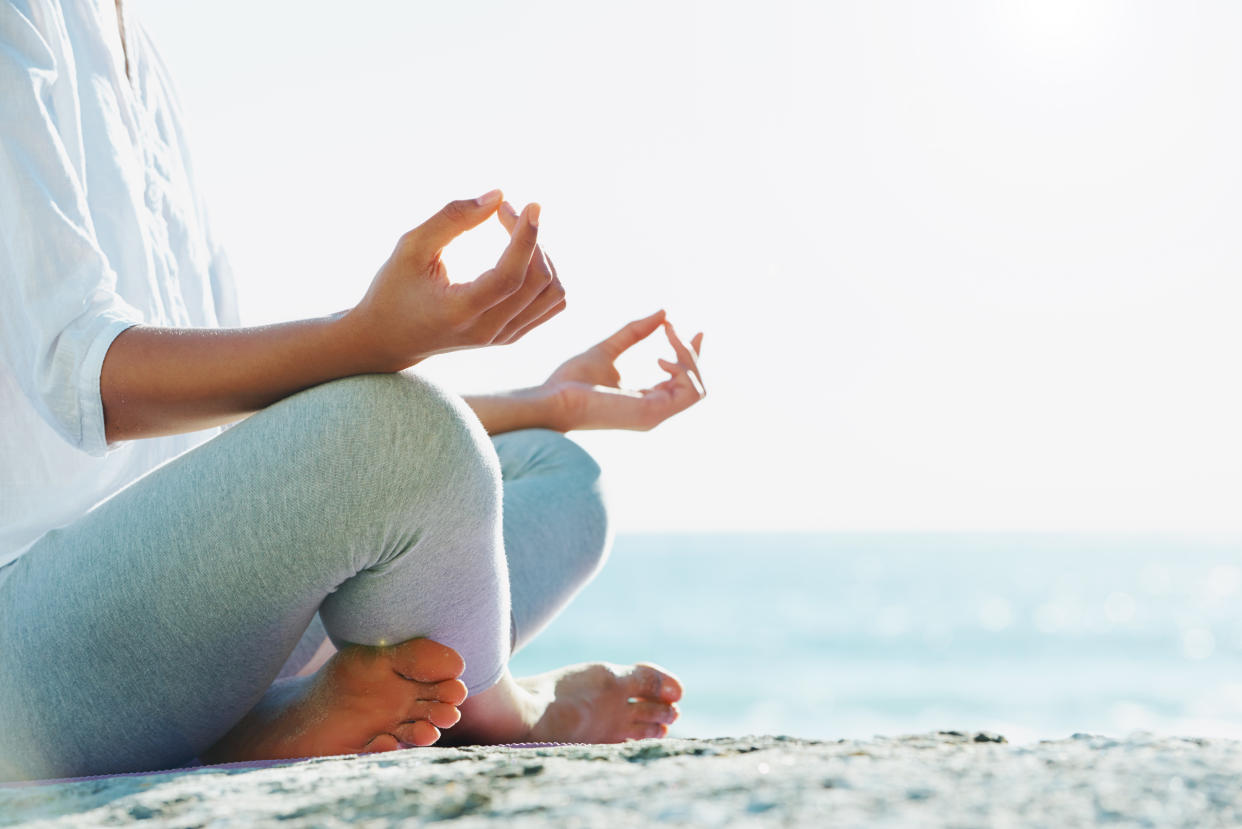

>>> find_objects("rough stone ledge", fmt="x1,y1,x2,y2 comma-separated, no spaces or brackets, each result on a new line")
3,731,1241,827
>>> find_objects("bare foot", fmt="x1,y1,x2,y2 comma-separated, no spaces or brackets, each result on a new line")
448,662,683,745
525,662,683,742
203,638,468,763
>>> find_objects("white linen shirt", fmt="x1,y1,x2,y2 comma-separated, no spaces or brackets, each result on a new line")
0,0,239,567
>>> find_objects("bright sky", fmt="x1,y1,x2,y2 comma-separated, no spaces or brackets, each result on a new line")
136,0,1242,533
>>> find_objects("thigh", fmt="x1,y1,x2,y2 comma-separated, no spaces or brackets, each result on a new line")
0,372,507,781
0,422,331,779
493,429,612,653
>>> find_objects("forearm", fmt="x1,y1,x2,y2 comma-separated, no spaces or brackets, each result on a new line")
462,386,566,435
100,313,378,442
97,192,566,444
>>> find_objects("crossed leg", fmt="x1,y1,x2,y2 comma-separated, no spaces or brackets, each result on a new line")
270,426,682,748
450,428,682,744
0,372,678,781
0,372,504,780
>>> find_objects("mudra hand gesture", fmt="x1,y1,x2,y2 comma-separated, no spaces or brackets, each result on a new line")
349,190,705,433
490,199,706,433
347,190,566,371
543,311,706,432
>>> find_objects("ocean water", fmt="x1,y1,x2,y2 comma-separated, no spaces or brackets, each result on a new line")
508,533,1242,745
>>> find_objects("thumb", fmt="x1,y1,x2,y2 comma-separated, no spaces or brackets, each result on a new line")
403,190,503,252
596,310,666,359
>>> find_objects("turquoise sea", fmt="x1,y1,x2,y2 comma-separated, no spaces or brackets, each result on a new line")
508,533,1242,745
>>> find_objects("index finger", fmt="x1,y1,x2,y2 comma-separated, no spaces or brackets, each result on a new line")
464,203,540,310
498,200,557,281
663,321,706,393
496,200,521,235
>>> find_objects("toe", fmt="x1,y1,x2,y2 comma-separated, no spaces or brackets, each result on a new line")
432,678,469,706
625,722,669,741
624,663,683,703
403,699,461,729
393,720,441,747
362,733,402,753
407,677,467,705
630,700,679,725
391,637,466,682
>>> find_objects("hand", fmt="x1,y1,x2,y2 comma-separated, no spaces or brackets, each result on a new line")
344,190,567,372
544,310,706,431
493,200,566,340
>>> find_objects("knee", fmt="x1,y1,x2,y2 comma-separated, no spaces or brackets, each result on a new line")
282,372,501,519
497,428,612,570
545,431,611,569
542,431,609,537
496,428,604,486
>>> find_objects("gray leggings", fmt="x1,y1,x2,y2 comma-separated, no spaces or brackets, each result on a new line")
0,372,611,781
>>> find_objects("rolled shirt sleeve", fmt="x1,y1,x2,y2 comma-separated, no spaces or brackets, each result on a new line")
1,0,143,455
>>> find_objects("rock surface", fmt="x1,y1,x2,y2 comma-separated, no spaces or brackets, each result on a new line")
3,732,1242,827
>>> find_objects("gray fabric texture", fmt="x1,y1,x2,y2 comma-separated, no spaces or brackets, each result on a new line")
0,372,610,781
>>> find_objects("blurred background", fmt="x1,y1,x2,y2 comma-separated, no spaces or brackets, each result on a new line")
137,0,1242,742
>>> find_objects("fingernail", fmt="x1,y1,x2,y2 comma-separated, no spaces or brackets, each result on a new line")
476,189,502,207
501,200,518,217
527,203,541,228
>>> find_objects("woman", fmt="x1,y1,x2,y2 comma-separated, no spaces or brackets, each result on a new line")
0,0,705,781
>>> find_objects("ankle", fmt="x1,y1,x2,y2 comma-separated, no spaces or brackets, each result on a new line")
448,673,541,745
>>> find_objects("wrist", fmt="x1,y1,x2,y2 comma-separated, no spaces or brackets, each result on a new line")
464,384,570,435
333,308,410,374
537,382,574,432
513,383,571,433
